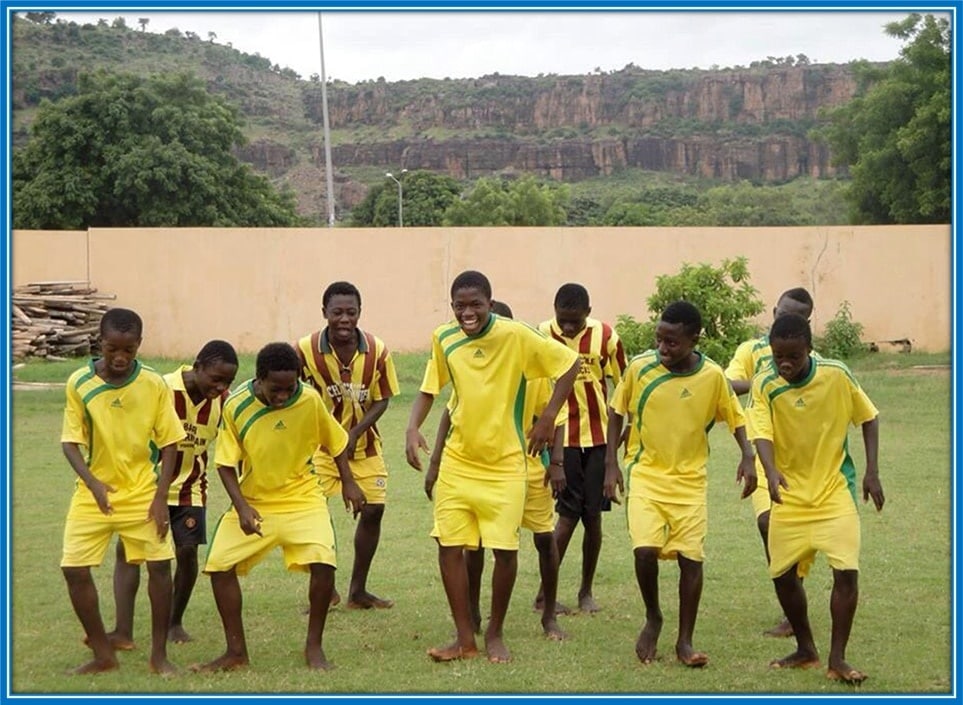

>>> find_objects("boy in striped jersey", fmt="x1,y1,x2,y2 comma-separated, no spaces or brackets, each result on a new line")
748,313,883,685
604,301,756,667
726,287,814,638
60,308,185,674
536,283,627,614
105,340,239,648
295,281,400,610
196,343,365,672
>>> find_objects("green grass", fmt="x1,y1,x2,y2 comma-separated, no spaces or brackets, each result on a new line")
9,352,952,694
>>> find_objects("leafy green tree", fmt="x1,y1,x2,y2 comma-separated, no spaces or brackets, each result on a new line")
820,13,950,223
443,175,569,226
13,70,301,228
615,257,765,362
349,170,461,227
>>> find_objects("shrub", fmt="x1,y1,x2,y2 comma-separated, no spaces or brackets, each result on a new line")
815,300,867,359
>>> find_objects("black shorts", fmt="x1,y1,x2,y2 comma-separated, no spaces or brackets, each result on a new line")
169,505,206,548
555,445,609,520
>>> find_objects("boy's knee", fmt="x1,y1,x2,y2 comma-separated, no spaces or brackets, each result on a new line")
532,532,554,553
62,566,92,585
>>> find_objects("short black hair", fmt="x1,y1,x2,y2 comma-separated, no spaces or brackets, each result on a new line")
322,281,361,308
778,287,814,309
255,342,301,379
660,300,702,337
450,270,491,299
100,308,143,338
491,300,514,318
554,283,590,311
195,339,239,368
770,313,812,347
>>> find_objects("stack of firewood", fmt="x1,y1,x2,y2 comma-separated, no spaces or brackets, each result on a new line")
12,281,116,360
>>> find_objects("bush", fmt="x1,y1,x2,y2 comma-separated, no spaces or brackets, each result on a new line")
615,257,765,363
815,300,867,359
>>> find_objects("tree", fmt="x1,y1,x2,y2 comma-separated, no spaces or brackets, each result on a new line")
349,171,461,227
137,17,149,32
13,70,301,229
443,175,569,226
821,13,950,223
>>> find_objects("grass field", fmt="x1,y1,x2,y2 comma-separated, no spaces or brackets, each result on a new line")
8,351,954,695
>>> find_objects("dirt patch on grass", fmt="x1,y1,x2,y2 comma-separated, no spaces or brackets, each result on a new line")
13,381,66,390
880,365,951,377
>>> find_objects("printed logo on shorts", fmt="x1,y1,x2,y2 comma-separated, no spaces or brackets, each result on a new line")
375,478,386,488
185,516,197,529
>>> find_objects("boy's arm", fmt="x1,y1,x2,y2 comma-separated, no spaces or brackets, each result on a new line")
602,410,625,504
425,407,452,500
333,449,366,517
61,442,115,516
348,399,390,456
147,443,178,538
732,426,757,499
861,417,884,510
527,359,579,455
544,423,566,497
216,464,262,536
728,378,751,396
405,391,435,471
754,439,787,505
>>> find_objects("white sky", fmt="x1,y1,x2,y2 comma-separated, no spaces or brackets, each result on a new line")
48,9,924,83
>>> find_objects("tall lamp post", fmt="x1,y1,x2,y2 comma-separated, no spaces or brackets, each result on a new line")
385,169,407,227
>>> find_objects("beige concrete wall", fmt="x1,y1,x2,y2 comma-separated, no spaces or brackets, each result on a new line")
12,225,951,357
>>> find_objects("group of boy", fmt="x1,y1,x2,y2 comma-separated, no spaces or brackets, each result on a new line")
58,273,883,687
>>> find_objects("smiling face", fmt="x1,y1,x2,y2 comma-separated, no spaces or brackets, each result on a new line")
451,285,492,336
194,359,239,400
254,370,299,408
323,293,361,346
655,320,699,372
770,335,812,383
98,327,141,381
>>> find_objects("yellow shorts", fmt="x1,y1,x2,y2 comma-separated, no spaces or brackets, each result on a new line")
768,511,860,579
204,504,337,576
315,453,388,504
432,462,526,551
627,495,706,562
61,505,174,568
522,472,555,535
751,483,772,517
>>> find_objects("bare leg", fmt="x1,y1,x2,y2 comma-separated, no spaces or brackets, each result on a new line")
826,569,866,684
346,504,393,609
193,569,249,672
675,555,708,667
578,515,602,613
168,544,198,643
145,560,176,674
484,548,517,663
63,566,119,674
757,510,793,638
533,532,565,640
633,547,662,664
535,514,576,614
428,543,479,661
465,547,484,634
305,563,336,670
770,565,821,669
109,540,139,650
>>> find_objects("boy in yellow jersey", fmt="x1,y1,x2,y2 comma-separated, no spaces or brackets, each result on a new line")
295,281,400,610
60,308,185,675
536,283,626,614
726,287,814,638
748,313,883,685
408,271,579,663
425,300,569,641
604,301,756,668
195,343,365,672
105,340,239,648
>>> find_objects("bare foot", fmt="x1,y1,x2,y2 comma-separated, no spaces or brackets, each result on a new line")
83,632,135,651
330,590,341,608
827,661,868,685
305,647,335,671
541,616,568,641
534,597,573,615
470,610,482,635
427,641,480,662
635,617,662,664
149,658,178,676
763,618,794,638
69,657,119,675
578,593,601,613
484,633,511,663
676,644,709,668
769,650,821,670
167,625,192,644
346,592,394,610
190,654,249,672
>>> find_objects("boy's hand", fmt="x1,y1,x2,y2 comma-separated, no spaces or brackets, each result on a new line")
525,417,554,456
544,463,566,498
424,460,440,500
238,503,263,536
766,470,788,504
148,497,170,539
736,456,758,499
405,429,428,471
342,479,366,518
88,478,115,516
863,472,885,511
603,461,624,505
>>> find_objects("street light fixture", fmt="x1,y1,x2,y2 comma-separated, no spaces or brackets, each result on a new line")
385,169,408,227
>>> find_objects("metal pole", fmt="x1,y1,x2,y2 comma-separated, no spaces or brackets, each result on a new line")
318,13,336,227
386,171,404,227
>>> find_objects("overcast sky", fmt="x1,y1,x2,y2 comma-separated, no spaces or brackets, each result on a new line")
50,9,923,84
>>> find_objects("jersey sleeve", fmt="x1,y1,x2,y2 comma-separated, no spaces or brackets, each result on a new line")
153,381,188,448
605,327,628,384
746,374,773,442
609,374,633,417
523,327,579,381
372,345,401,402
214,405,242,469
849,376,879,426
419,335,449,395
725,340,754,382
60,373,88,446
714,370,747,431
